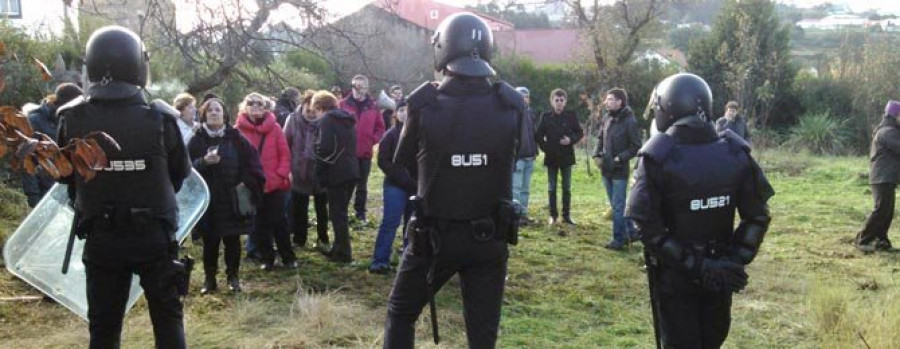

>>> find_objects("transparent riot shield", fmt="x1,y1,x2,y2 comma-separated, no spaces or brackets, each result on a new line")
3,169,209,320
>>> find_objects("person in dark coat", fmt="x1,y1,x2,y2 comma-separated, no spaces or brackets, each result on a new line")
274,87,300,128
285,90,330,251
313,90,360,263
535,88,584,225
188,98,265,293
715,101,751,142
22,83,82,207
513,86,539,226
369,101,416,274
592,88,642,250
856,100,900,252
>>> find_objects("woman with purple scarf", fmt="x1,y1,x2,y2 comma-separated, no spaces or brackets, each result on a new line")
284,90,330,252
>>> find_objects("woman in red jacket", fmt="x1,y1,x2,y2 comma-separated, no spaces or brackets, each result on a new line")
236,92,297,271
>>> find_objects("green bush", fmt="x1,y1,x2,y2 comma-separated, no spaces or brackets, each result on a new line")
0,21,75,109
786,112,851,155
492,56,578,116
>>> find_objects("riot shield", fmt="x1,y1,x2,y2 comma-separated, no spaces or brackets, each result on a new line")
3,169,209,320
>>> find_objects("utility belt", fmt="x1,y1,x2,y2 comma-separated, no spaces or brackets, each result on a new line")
406,197,519,257
77,205,176,241
69,205,193,297
647,239,730,269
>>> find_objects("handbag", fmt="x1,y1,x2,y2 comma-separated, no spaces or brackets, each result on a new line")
232,133,266,219
232,183,256,218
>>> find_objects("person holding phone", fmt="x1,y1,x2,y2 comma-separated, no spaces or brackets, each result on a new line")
188,98,265,293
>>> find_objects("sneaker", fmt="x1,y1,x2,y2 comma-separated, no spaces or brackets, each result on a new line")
562,216,577,226
260,263,274,271
227,276,242,293
875,239,893,251
604,241,625,251
200,277,217,295
548,216,558,225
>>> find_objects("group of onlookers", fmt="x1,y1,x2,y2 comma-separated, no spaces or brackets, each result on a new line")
21,79,757,291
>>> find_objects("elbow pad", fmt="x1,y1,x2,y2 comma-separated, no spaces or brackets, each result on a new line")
730,215,771,265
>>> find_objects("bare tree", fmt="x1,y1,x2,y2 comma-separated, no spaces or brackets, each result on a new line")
78,0,397,95
565,0,669,91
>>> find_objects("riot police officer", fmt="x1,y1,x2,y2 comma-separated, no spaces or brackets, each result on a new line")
383,12,524,349
57,26,191,348
625,73,774,348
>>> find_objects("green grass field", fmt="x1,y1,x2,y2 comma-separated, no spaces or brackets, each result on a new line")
1,149,898,348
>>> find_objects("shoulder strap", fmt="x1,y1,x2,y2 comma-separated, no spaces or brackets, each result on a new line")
719,129,750,155
147,103,167,151
638,133,676,163
407,81,439,111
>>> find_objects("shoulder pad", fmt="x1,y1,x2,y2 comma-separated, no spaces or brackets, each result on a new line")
638,133,676,163
720,129,751,154
149,99,180,120
55,95,87,117
406,81,439,111
494,81,526,112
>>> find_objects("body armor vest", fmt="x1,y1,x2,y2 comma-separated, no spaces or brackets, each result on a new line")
659,137,751,245
63,101,176,218
418,90,518,220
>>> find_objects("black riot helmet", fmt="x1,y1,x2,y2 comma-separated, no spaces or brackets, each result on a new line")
85,26,149,100
654,73,713,132
432,12,495,77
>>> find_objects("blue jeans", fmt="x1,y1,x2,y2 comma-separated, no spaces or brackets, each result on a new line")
547,165,572,218
512,158,535,215
371,182,412,268
602,176,635,243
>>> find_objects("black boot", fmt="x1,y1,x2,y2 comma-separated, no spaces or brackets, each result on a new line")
201,274,217,295
226,272,242,293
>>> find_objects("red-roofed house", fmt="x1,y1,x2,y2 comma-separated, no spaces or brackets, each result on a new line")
494,29,587,65
310,0,582,90
375,0,514,32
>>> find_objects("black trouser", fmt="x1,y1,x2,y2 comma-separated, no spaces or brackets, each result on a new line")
83,226,185,349
255,190,296,265
291,191,329,246
857,183,896,245
202,234,241,278
547,165,572,218
650,264,732,349
328,182,354,260
350,157,372,219
384,221,509,349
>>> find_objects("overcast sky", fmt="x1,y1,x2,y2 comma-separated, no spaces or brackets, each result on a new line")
174,0,900,29
439,0,900,14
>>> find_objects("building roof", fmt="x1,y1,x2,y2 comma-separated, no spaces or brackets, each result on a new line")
494,29,585,65
373,0,514,31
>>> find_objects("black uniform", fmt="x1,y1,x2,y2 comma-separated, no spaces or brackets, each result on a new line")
58,91,190,348
383,75,523,348
626,116,773,348
59,26,191,349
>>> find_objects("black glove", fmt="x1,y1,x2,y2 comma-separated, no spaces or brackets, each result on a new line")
700,258,748,293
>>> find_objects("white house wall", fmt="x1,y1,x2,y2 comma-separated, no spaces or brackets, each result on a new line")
8,0,78,38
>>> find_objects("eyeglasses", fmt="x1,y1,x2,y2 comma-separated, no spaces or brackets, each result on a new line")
247,100,263,107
